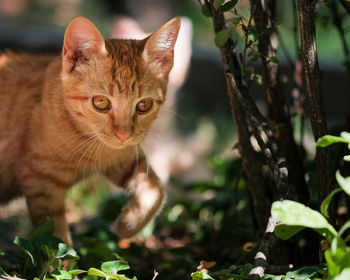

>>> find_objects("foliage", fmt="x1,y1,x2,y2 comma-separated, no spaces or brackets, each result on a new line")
272,132,350,279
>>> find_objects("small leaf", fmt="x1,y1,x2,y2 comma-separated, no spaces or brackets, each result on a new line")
341,131,350,141
191,271,214,280
255,74,263,85
29,217,55,240
343,155,350,162
271,200,337,242
336,170,350,196
101,261,130,274
269,56,278,63
221,0,238,12
88,268,107,277
239,263,254,278
230,17,242,25
247,26,259,42
214,28,233,47
67,269,86,277
201,5,211,17
14,237,35,265
56,243,79,260
275,224,305,240
50,270,72,280
214,0,225,10
315,135,348,147
321,188,342,218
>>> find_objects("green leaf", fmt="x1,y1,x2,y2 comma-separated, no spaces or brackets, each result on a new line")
221,0,238,12
101,261,130,274
191,271,214,280
341,131,350,141
201,5,211,17
335,268,350,280
321,188,342,218
50,270,72,280
214,28,232,47
56,243,79,260
255,74,263,85
247,26,259,42
269,56,278,63
285,266,324,279
343,155,350,162
275,224,305,240
88,268,107,277
315,135,348,148
29,217,55,240
14,236,36,265
67,269,86,278
239,263,254,278
213,0,225,10
336,170,350,196
271,200,337,242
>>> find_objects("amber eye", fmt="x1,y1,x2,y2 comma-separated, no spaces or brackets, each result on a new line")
136,98,153,114
92,96,111,111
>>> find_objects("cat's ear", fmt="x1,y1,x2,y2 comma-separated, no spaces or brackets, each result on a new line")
142,17,180,79
62,17,106,73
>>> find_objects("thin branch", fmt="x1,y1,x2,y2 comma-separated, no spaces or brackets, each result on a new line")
297,0,333,205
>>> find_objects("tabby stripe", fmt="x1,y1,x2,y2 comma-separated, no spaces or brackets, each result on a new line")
63,106,88,139
22,166,69,188
65,96,89,101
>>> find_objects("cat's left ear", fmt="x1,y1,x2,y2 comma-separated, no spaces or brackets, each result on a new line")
62,17,106,73
142,17,180,79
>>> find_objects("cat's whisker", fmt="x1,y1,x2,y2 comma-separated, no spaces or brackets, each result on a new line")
159,108,186,121
82,139,99,180
63,135,98,171
77,136,98,181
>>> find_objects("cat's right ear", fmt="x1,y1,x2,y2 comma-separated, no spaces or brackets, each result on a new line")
62,17,106,73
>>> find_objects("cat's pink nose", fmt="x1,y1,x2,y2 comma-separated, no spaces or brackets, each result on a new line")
115,131,131,143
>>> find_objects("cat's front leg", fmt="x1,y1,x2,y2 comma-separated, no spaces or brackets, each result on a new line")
105,149,165,239
21,174,72,246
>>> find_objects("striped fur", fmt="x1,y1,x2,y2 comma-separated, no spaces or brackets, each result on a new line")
0,17,180,245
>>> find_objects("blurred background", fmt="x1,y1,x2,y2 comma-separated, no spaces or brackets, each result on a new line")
0,0,350,279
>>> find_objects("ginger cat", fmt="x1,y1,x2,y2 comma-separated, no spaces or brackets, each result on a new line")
0,16,180,246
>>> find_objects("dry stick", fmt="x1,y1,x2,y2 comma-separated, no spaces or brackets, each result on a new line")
205,0,272,233
249,0,308,202
297,0,333,206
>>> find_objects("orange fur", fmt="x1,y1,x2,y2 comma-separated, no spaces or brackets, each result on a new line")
0,17,180,245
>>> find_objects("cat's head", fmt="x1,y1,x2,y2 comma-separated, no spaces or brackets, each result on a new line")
61,16,180,149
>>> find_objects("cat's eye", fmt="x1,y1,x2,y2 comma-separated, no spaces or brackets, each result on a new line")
136,98,153,114
92,95,111,111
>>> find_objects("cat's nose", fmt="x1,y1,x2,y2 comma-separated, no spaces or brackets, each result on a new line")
114,131,132,143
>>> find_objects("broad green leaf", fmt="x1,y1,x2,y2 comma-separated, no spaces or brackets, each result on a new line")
336,170,350,196
335,268,350,280
341,131,350,141
315,135,347,148
271,200,337,242
343,155,350,162
285,265,324,279
106,273,133,280
191,271,214,280
214,28,232,48
261,275,283,280
29,217,55,240
221,0,238,12
213,0,225,10
320,188,342,218
33,235,61,251
101,261,129,274
88,268,107,277
275,224,305,240
247,26,259,42
201,5,211,17
56,243,78,260
67,269,86,278
325,248,350,278
14,237,35,265
239,263,254,278
50,270,72,280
